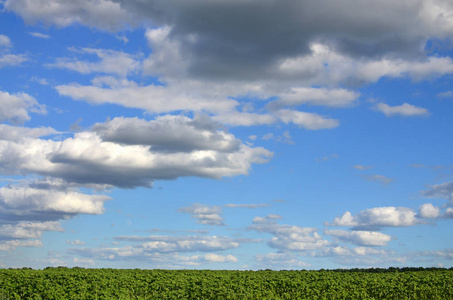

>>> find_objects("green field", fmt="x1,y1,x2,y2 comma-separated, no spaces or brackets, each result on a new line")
1,267,452,299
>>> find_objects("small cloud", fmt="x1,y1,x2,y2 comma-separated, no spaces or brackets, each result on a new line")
178,204,225,226
0,35,12,48
116,35,129,44
29,32,51,39
248,135,257,141
437,91,453,98
66,240,85,246
224,203,270,209
353,165,373,170
374,102,430,117
362,174,394,185
70,118,83,132
316,154,339,162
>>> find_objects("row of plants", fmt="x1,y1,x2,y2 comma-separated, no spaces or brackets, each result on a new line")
1,267,452,299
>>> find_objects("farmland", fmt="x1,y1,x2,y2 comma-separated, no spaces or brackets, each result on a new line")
1,267,452,299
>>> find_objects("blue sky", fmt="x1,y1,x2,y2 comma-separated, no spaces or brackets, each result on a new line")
0,0,452,270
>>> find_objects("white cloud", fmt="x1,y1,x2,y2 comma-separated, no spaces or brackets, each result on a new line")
0,54,27,68
0,239,42,251
66,239,85,246
324,229,393,246
418,203,440,218
0,116,272,188
224,203,270,209
0,124,57,141
178,204,224,226
275,109,340,130
0,91,46,124
212,112,277,127
374,103,430,117
269,87,359,109
4,0,136,30
0,221,63,239
255,252,310,269
362,174,395,185
29,32,51,39
0,35,11,48
56,79,239,115
353,165,373,170
329,206,419,229
248,217,329,251
48,48,141,77
0,184,110,219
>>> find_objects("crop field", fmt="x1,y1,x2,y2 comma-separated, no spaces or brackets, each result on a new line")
1,267,452,299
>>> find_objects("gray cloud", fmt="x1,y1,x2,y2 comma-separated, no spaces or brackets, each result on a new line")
92,115,241,153
421,181,453,202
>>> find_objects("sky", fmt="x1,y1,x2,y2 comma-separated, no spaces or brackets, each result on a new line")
0,0,452,270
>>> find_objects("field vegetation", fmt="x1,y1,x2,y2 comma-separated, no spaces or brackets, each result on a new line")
1,267,452,299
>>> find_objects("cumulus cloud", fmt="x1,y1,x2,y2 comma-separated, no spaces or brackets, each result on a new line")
0,184,110,222
324,229,393,246
48,48,141,77
374,103,430,117
0,124,57,141
0,239,42,251
178,204,224,226
0,116,272,188
0,221,63,239
92,115,241,153
248,216,329,251
418,203,440,218
328,206,419,229
0,91,46,124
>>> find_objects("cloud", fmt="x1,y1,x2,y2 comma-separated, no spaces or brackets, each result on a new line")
0,239,42,251
275,109,340,130
0,116,272,188
268,87,359,109
421,181,453,202
0,91,46,124
66,239,85,246
362,174,395,185
224,203,270,209
0,35,11,48
418,203,440,218
374,103,430,117
324,229,393,246
4,0,136,30
353,165,373,170
48,48,141,77
68,235,239,262
328,206,419,229
0,221,63,239
0,124,57,141
211,112,277,127
56,78,239,115
248,216,329,251
255,252,310,270
29,32,51,39
178,204,224,226
92,115,241,153
0,183,110,222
